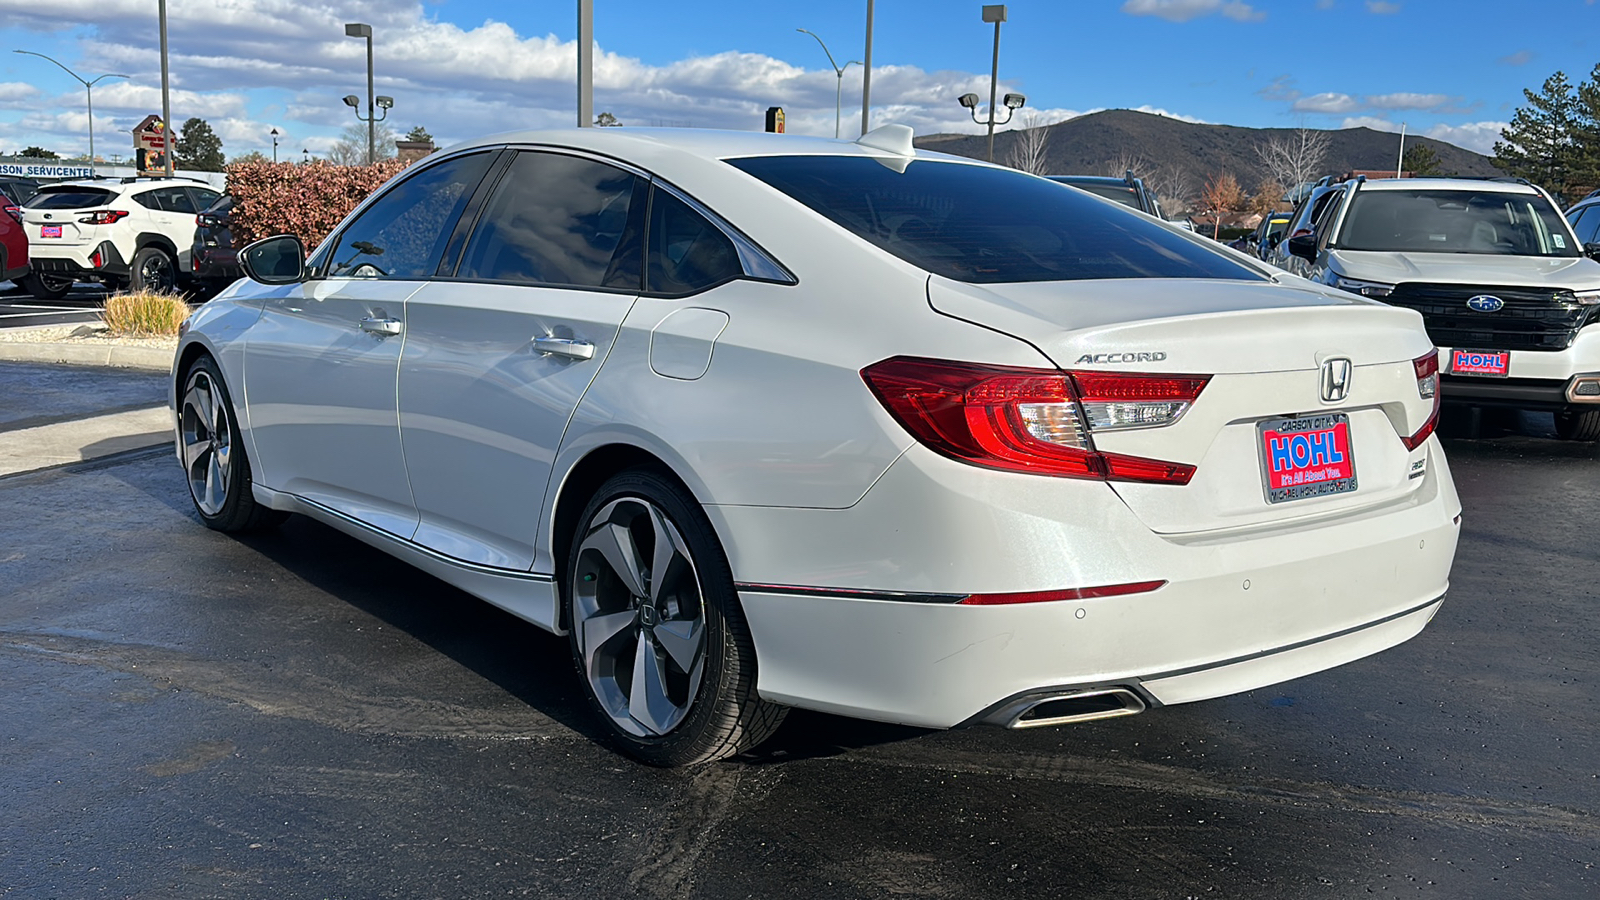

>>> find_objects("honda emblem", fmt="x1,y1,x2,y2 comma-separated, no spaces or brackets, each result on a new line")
1321,357,1352,403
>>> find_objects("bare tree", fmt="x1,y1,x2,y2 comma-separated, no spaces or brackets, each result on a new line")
327,122,398,166
1103,150,1152,179
1249,177,1286,216
1003,113,1053,175
1145,162,1195,216
1255,128,1331,192
1199,171,1243,239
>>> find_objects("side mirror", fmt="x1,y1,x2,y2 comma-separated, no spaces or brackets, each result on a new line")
1287,232,1318,261
1585,241,1600,261
240,234,307,285
1266,234,1281,249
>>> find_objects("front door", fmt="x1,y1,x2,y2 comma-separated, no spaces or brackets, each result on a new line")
242,150,496,538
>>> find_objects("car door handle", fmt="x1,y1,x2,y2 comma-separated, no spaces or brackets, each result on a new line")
533,336,596,360
360,316,402,336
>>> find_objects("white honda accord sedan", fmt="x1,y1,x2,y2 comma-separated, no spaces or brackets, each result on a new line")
172,125,1460,765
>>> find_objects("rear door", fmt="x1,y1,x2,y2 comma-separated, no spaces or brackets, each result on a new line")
398,149,648,568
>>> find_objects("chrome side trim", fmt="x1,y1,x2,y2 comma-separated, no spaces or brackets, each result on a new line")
735,582,967,604
293,495,553,582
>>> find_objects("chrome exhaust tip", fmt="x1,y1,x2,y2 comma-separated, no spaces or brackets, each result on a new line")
1005,688,1146,729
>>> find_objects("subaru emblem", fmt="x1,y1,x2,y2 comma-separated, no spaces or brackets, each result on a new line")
1466,295,1505,313
1320,357,1352,403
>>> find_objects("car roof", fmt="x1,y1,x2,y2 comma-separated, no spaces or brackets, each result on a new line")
1353,177,1540,195
444,126,985,167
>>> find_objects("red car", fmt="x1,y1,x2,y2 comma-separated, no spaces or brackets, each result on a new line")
0,201,29,286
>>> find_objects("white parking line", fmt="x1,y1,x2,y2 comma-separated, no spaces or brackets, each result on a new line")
0,309,92,318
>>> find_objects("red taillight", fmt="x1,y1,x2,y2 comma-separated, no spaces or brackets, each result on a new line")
1402,350,1441,450
860,357,1199,485
78,210,129,226
90,248,102,267
960,580,1168,605
2,204,19,223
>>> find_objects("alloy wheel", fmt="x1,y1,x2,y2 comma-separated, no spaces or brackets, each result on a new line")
572,496,707,738
180,368,232,516
139,251,175,293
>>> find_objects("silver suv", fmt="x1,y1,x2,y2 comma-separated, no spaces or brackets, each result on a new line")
19,177,221,299
1289,177,1600,440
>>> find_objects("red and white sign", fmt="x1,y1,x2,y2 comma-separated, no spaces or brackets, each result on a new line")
1450,349,1510,377
1259,413,1357,503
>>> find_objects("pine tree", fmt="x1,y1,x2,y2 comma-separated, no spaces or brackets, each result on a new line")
1493,71,1581,202
1571,63,1600,201
1402,144,1443,177
404,125,433,144
174,118,226,172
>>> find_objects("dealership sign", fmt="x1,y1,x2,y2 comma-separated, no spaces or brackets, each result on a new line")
0,163,94,179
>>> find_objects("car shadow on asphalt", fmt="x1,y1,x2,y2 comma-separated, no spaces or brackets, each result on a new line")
103,449,936,763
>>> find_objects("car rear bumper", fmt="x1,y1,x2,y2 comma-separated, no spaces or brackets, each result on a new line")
29,241,127,279
716,439,1460,729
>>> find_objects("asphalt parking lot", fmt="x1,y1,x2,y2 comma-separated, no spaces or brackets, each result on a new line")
1,363,1598,899
0,282,106,330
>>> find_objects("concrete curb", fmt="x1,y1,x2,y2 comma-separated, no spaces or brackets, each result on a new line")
0,341,174,372
0,324,174,373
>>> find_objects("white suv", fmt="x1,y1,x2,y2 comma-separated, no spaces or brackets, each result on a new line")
1288,177,1600,440
19,177,221,299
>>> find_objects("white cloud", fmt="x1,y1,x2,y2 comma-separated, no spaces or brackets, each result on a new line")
1340,116,1402,133
1120,0,1266,22
1499,50,1534,66
1365,92,1455,110
1366,1,1402,12
1293,92,1361,114
1423,121,1508,155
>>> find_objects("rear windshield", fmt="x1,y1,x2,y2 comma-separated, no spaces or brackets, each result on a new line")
27,187,117,210
729,156,1263,284
1336,189,1579,257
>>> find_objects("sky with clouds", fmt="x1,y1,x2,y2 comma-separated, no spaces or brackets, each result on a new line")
0,0,1593,164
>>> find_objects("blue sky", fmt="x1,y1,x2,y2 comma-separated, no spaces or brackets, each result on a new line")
0,0,1593,163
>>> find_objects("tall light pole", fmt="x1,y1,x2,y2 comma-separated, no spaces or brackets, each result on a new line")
860,0,874,136
270,127,279,163
797,29,861,139
159,0,172,176
12,51,128,175
1396,121,1407,178
577,0,594,127
981,5,1007,163
344,22,376,164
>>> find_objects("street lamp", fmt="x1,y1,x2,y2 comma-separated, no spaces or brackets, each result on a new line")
302,148,310,165
797,29,861,140
12,50,128,175
960,4,1024,160
270,127,279,163
343,22,382,165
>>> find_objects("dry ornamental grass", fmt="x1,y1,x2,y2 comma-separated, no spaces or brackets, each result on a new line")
102,289,191,337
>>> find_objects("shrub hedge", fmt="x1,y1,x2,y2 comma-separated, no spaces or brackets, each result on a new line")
225,159,410,251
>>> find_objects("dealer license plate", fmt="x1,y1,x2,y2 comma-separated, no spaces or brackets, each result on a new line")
39,225,61,238
1258,413,1357,504
1450,348,1509,377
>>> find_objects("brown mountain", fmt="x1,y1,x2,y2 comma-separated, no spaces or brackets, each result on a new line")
915,108,1498,204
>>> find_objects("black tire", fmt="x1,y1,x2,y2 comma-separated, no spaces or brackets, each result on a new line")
178,355,287,532
130,245,177,293
21,272,71,300
1555,407,1600,442
565,468,786,766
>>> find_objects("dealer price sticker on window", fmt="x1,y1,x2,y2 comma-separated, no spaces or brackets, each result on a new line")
1450,349,1510,377
1258,413,1357,504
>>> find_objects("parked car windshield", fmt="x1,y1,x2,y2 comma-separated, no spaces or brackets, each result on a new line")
1336,188,1580,257
26,187,117,210
730,156,1264,284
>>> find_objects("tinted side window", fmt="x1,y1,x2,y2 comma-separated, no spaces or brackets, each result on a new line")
132,192,161,210
148,187,197,213
328,152,494,279
456,151,644,289
1572,206,1600,245
189,188,221,210
647,188,742,295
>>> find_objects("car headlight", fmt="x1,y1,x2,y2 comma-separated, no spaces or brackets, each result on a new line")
1334,276,1394,298
1573,289,1600,306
